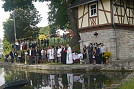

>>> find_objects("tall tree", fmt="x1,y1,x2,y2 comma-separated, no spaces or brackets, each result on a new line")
39,26,50,36
48,0,80,46
2,0,80,46
3,8,42,43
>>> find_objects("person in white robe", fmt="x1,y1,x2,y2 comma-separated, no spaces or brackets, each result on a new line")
66,44,73,64
49,46,54,63
67,74,73,89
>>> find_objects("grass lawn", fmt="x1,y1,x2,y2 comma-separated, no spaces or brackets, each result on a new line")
117,78,134,89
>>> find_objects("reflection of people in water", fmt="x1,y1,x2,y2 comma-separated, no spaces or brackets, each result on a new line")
50,74,55,88
93,77,98,89
79,75,86,89
62,74,68,89
67,74,73,89
79,75,84,83
58,74,63,89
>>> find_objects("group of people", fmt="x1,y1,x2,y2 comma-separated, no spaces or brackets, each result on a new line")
12,39,49,51
27,44,73,65
6,44,73,65
6,40,107,65
82,43,106,65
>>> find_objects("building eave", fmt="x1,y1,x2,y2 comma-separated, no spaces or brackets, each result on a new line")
70,0,98,9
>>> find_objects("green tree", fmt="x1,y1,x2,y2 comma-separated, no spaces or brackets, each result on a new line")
2,39,11,55
3,8,41,43
39,26,50,36
3,19,14,43
2,0,80,46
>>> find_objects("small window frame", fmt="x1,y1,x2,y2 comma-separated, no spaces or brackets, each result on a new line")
89,3,97,17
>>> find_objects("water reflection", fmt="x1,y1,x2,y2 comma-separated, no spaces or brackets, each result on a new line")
0,67,131,89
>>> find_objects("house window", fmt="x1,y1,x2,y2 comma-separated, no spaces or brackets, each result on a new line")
89,3,97,17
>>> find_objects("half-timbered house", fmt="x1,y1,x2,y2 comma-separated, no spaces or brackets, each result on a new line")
71,0,134,60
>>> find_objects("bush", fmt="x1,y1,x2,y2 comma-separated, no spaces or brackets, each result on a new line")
72,43,80,53
103,52,112,59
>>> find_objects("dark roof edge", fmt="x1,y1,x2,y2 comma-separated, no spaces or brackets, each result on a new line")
69,0,98,9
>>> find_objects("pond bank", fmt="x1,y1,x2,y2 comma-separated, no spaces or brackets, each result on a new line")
1,61,134,89
0,60,134,72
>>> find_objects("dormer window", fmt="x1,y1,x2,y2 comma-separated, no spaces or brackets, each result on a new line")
89,3,97,17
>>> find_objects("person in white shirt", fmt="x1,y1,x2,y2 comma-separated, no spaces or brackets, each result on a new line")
49,46,54,63
100,43,106,64
57,46,62,63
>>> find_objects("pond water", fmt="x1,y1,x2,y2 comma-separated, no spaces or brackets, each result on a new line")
0,66,131,89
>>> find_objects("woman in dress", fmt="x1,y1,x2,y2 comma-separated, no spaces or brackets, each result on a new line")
41,48,47,63
92,47,96,65
49,46,54,63
57,46,62,63
83,45,87,64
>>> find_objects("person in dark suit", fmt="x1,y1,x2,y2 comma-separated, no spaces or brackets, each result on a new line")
87,43,93,64
34,46,39,64
61,45,67,64
10,51,14,63
14,51,18,63
21,50,25,63
27,47,33,65
95,45,100,64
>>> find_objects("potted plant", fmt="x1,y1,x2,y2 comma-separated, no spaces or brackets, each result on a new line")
103,52,112,64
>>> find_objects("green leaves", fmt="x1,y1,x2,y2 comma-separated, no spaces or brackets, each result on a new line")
2,0,49,11
48,0,70,29
3,8,41,43
2,0,34,11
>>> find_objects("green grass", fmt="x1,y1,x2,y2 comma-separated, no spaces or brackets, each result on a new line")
0,57,4,62
43,62,80,65
44,62,64,65
117,78,134,89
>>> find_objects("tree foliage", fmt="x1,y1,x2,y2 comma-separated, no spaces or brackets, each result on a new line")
3,8,42,43
2,39,11,55
39,26,50,36
2,0,80,46
2,0,48,11
48,0,70,29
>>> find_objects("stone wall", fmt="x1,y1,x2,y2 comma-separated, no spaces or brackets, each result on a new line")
118,29,134,59
79,29,134,60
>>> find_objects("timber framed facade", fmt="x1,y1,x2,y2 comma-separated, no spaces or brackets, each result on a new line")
71,0,134,60
75,0,134,31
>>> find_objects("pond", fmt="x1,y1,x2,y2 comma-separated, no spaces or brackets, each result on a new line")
0,66,131,89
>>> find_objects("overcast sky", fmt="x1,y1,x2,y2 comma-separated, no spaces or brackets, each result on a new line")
0,1,50,40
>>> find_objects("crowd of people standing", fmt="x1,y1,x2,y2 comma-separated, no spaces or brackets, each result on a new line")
6,44,73,65
27,44,73,65
5,38,107,65
82,43,106,65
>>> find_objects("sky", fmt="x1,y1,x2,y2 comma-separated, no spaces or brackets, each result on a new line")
0,1,50,40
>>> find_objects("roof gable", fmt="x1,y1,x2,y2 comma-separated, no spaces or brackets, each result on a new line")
70,0,98,8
